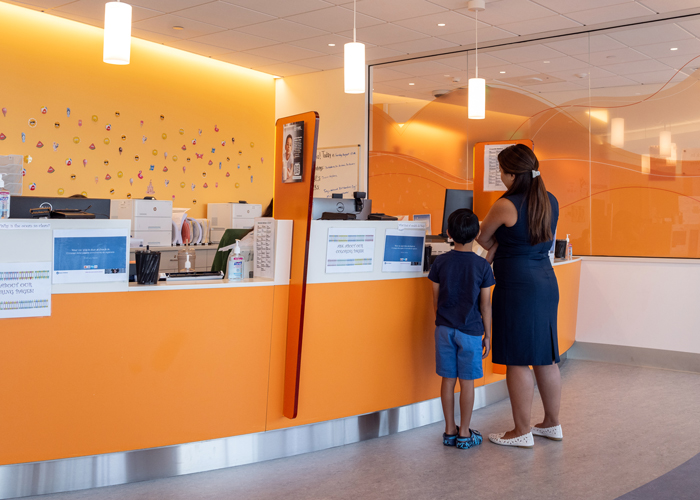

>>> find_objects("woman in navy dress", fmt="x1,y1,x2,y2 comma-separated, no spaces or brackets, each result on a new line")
476,144,562,449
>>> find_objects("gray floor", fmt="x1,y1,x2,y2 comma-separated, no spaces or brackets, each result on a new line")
27,360,700,500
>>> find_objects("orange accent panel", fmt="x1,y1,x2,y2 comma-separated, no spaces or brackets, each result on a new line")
472,140,534,220
0,287,275,466
273,112,320,419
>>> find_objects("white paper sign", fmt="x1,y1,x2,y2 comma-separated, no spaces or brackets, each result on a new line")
0,221,51,231
326,227,375,274
484,144,513,192
0,262,52,319
398,221,427,232
53,228,129,284
253,218,275,279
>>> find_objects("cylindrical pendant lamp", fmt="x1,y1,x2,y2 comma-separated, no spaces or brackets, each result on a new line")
103,1,132,65
344,42,366,94
468,78,486,119
659,130,672,157
611,118,625,148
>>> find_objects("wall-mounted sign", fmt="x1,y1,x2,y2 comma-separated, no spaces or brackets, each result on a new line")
52,228,128,284
0,262,51,319
282,120,305,184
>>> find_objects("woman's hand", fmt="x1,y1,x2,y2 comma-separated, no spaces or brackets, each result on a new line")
485,241,499,264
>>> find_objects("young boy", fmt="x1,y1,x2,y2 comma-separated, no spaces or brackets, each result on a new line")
428,208,495,449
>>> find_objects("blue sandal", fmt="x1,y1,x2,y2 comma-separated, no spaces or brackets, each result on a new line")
443,426,459,446
456,429,483,449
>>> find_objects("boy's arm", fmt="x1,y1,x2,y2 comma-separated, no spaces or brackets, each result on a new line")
479,287,492,359
432,282,439,315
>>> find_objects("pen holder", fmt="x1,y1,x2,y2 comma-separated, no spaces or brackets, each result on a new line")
135,247,161,285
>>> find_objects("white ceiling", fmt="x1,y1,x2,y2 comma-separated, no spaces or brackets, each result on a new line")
5,0,700,80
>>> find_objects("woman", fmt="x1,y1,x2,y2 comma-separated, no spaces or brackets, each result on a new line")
476,144,562,449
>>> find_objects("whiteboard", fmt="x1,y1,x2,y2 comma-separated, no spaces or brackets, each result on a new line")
314,145,361,198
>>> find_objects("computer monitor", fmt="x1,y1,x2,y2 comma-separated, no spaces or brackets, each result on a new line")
311,197,372,220
9,196,111,219
440,189,474,237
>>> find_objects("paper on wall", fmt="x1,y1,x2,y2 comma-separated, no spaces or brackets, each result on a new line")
484,144,512,192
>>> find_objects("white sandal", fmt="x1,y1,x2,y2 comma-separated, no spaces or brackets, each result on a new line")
488,431,534,449
531,425,563,441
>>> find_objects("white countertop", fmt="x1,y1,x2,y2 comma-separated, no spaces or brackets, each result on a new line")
128,277,276,292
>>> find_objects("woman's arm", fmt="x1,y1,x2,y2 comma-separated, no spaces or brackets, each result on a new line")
476,198,517,250
432,282,439,315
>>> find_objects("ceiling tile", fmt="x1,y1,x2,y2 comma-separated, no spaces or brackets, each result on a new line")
188,30,278,51
49,10,103,28
292,54,345,70
255,61,318,77
625,69,686,84
381,75,445,90
466,53,514,70
354,0,447,23
384,37,459,53
131,28,184,44
426,0,483,8
421,71,469,85
565,2,656,25
236,19,329,43
133,14,226,39
218,0,333,17
431,26,517,46
366,46,408,61
165,39,233,56
525,81,588,92
601,59,671,75
384,60,458,77
544,34,626,56
582,47,650,66
678,18,700,38
519,56,591,73
53,1,163,23
477,64,542,79
340,23,429,46
634,37,700,58
394,11,486,37
289,34,356,55
214,51,281,68
3,0,78,8
607,22,695,46
498,15,582,36
244,44,325,62
636,0,700,13
457,0,557,25
531,0,631,14
128,0,213,13
372,68,415,84
654,54,700,71
589,75,638,88
547,66,616,81
286,6,384,32
172,2,275,30
489,44,568,63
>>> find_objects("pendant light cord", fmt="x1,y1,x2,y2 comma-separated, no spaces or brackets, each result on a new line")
475,10,478,79
353,0,357,43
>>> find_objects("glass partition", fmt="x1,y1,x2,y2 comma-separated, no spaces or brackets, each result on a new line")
369,17,700,258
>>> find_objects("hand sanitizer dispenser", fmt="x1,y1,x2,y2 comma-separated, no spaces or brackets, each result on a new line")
0,174,10,219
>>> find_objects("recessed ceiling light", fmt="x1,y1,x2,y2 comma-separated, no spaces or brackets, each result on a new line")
328,43,336,46
409,83,415,86
671,47,678,51
500,71,506,74
172,26,184,30
444,74,450,77
437,23,446,26
272,75,282,79
543,60,550,64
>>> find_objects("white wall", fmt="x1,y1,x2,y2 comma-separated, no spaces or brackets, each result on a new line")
576,258,700,354
275,69,366,189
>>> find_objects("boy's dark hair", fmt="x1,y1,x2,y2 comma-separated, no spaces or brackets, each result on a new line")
447,208,479,244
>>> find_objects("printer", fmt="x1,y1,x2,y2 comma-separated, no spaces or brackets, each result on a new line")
207,202,262,244
110,199,173,247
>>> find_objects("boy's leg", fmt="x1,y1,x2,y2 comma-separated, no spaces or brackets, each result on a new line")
458,378,475,437
441,377,458,435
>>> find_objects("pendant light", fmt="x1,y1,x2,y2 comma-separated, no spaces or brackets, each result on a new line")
103,1,132,65
611,118,625,148
344,0,366,94
659,130,672,157
468,0,486,119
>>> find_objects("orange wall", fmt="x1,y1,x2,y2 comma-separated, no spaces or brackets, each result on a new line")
0,3,275,218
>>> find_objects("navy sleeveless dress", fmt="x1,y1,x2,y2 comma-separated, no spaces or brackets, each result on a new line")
491,192,560,366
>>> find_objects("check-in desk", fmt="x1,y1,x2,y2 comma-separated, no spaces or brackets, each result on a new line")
0,219,580,498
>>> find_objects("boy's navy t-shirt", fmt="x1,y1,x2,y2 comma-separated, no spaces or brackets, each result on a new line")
428,250,495,335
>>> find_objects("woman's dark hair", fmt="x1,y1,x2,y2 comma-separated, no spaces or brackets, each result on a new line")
447,208,479,245
498,144,552,245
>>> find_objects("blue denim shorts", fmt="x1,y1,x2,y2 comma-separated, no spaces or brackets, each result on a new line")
435,325,484,380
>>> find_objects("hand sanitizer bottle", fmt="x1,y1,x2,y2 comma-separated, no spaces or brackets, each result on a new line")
0,174,10,220
228,239,244,280
566,234,573,260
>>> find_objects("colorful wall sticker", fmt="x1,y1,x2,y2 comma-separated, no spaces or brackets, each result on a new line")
250,142,254,148
192,139,197,145
54,122,60,128
191,183,195,191
161,133,167,140
152,149,158,156
92,115,98,122
57,188,64,195
36,141,43,148
129,178,134,186
179,128,184,135
149,165,155,171
53,142,58,151
103,160,109,166
105,124,111,131
186,157,191,162
28,118,37,127
82,159,87,167
29,183,36,191
2,107,7,117
215,182,218,188
41,107,47,114
208,160,213,165
105,174,111,180
134,155,140,161
173,155,178,162
70,174,76,180
21,168,26,176
94,177,98,184
164,152,168,159
104,138,110,145
146,180,155,194
140,120,144,127
247,165,251,170
21,132,25,143
182,166,186,173
234,182,239,188
182,144,187,150
219,162,222,169
214,125,219,132
66,108,70,117
237,163,240,169
81,191,88,197
226,172,230,177
202,171,206,178
180,182,185,188
203,183,208,188
73,136,80,144
221,141,226,146
47,166,55,173
196,153,203,159
127,193,132,199
142,136,147,143
78,119,82,126
198,129,202,136
238,150,242,155
119,147,123,155
211,148,215,153
117,171,123,178
160,115,164,121
110,189,115,195
137,171,143,179
250,175,253,183
115,111,120,117
227,157,230,162
121,135,127,141
163,166,168,172
89,143,96,150
0,133,5,140
261,157,264,163
165,179,170,187
231,137,235,144
192,199,197,205
24,155,32,163
65,158,72,166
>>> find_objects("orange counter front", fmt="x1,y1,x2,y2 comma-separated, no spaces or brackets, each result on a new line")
0,221,581,467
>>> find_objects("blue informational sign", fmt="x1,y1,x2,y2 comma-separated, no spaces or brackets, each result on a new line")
53,229,128,284
382,229,425,272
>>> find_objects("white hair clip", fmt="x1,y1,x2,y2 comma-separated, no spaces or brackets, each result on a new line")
532,170,541,178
